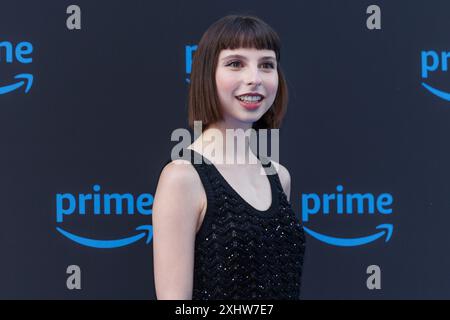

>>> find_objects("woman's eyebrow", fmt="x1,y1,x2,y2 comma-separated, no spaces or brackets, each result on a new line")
221,54,276,62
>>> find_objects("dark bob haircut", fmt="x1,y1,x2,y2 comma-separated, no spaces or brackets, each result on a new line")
188,14,288,132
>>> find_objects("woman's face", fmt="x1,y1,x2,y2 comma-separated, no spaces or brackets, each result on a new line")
215,48,279,128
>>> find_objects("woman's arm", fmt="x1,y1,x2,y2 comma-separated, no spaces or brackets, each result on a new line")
152,160,204,299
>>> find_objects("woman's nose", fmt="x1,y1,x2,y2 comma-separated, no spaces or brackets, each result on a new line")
244,66,263,86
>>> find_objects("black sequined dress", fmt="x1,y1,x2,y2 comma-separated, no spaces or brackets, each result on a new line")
162,149,306,300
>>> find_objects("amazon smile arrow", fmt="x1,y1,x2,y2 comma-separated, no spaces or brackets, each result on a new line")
422,82,450,101
56,225,153,249
303,224,393,247
0,73,33,95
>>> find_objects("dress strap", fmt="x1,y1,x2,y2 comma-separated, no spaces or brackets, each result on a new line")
256,153,285,198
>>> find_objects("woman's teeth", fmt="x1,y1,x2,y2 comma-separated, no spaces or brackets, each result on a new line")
237,95,263,102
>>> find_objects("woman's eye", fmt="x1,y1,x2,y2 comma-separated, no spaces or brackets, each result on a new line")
227,61,242,68
261,62,275,69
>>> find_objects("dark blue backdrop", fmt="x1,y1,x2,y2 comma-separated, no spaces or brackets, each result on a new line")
1,0,449,299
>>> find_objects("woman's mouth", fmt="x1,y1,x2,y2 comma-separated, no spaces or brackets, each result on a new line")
235,94,264,110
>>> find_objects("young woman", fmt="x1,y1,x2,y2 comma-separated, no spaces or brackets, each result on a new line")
152,14,306,300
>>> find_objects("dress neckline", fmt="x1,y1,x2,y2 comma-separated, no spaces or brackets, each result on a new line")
188,148,279,215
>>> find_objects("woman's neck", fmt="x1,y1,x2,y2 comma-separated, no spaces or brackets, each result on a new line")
192,121,259,166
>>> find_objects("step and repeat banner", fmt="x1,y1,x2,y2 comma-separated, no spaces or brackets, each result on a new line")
1,0,449,299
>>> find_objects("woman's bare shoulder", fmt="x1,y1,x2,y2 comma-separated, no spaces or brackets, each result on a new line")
159,159,199,182
158,159,204,192
154,159,205,217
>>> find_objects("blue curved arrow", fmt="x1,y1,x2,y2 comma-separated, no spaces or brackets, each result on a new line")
56,225,153,249
422,82,450,101
303,224,393,247
0,74,33,95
